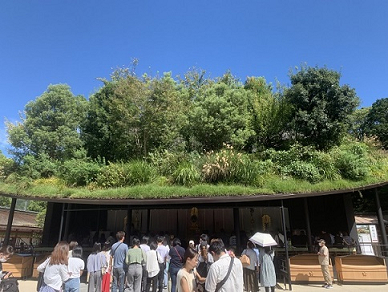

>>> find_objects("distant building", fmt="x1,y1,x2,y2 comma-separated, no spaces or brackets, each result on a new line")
0,207,42,250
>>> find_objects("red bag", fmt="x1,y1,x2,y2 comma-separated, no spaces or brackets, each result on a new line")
102,272,111,292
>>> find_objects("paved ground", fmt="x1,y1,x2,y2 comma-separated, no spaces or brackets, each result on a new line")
19,279,388,292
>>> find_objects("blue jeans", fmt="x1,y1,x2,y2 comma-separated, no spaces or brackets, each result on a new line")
64,277,80,292
169,265,180,292
164,262,169,287
112,267,125,292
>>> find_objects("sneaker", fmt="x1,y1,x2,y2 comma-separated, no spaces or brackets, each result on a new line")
326,285,333,289
322,283,328,287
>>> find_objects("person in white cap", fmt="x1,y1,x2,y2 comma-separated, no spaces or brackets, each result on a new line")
318,239,333,289
189,240,195,249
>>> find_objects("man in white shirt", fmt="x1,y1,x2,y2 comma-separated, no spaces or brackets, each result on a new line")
205,239,243,292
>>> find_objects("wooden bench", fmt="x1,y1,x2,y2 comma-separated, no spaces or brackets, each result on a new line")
2,254,34,278
335,254,388,283
289,254,334,283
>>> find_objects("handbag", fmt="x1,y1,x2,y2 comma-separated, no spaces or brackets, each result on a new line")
0,277,19,292
240,254,250,267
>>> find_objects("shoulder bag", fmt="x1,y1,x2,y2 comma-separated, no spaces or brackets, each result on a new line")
215,257,234,292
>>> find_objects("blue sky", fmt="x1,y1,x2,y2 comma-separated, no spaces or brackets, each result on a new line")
1,1,387,155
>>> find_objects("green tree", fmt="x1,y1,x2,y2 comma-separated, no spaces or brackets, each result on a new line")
285,66,359,149
187,72,254,151
364,98,388,148
7,84,88,164
348,107,370,141
245,77,292,150
83,70,187,161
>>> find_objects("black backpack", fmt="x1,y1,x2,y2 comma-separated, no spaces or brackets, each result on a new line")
0,277,19,292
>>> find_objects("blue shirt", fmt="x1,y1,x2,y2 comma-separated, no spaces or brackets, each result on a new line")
111,241,129,268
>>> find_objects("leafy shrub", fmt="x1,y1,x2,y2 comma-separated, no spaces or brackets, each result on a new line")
148,150,187,176
282,161,322,183
333,141,370,180
20,154,58,179
0,154,16,181
171,162,200,186
60,159,102,186
309,151,340,180
96,163,129,188
202,148,267,186
96,161,156,188
126,160,156,185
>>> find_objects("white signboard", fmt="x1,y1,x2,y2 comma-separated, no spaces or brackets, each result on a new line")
356,224,375,255
369,225,379,242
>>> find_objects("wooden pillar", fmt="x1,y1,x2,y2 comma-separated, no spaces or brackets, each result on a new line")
233,207,240,252
303,198,313,252
343,193,358,247
375,189,388,254
281,200,292,291
147,209,150,234
126,207,132,245
63,204,71,241
4,198,16,246
58,203,65,242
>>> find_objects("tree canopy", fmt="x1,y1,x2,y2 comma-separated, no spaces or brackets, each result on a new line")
7,84,88,163
285,66,360,150
364,97,388,149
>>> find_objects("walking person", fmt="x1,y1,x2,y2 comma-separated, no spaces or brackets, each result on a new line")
111,231,129,292
64,246,84,292
37,241,71,292
87,242,107,292
168,238,185,292
205,239,243,292
145,242,160,292
126,237,145,292
259,246,276,292
318,239,333,289
241,241,259,292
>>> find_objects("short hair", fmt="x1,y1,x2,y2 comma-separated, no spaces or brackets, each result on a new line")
72,246,83,259
172,238,181,247
69,241,78,251
247,241,254,249
209,239,225,255
183,247,197,263
0,245,14,257
156,236,164,243
150,241,158,251
132,237,140,247
116,231,125,241
141,236,149,245
200,234,209,242
319,239,326,244
92,242,102,254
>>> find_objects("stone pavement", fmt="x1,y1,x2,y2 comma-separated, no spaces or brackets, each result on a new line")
18,279,388,292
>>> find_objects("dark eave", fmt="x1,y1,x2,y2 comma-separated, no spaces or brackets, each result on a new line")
2,181,388,207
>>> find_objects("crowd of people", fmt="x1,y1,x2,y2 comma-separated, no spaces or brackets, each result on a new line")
34,231,280,292
33,227,360,292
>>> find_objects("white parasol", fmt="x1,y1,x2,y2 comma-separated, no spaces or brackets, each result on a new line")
249,232,278,247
